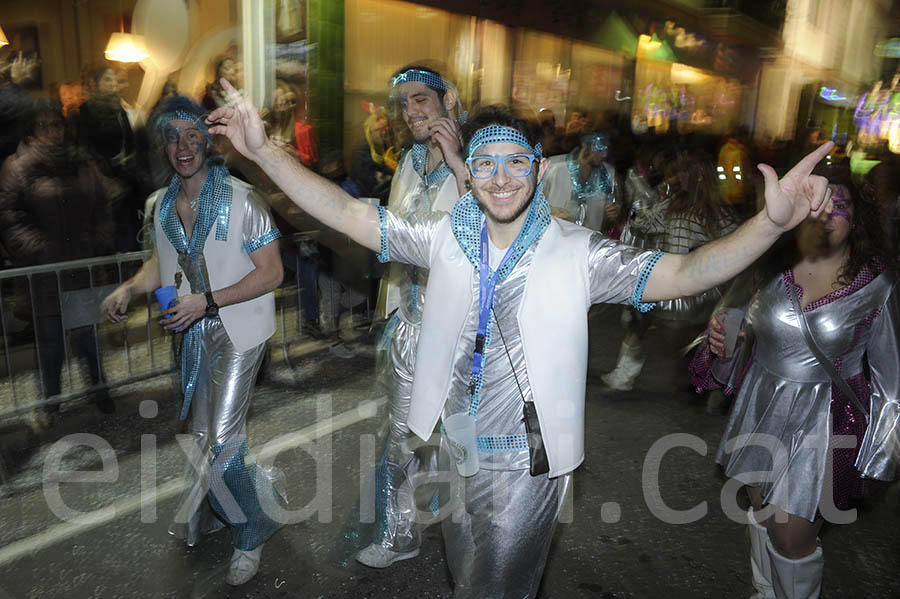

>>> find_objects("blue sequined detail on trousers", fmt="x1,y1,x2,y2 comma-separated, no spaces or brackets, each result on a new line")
209,440,285,551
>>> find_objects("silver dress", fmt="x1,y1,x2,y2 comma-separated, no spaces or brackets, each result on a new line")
716,267,900,521
167,191,285,551
384,209,657,597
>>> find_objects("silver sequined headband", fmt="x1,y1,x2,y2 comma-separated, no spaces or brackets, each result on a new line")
468,125,542,159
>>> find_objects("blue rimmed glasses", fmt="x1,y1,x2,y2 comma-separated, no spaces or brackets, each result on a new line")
466,153,536,179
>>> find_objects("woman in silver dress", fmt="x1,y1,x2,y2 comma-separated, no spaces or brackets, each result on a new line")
694,167,899,599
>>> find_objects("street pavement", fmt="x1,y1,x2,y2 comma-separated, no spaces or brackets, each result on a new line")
0,305,897,598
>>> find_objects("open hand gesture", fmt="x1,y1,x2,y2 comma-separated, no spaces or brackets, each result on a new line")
206,79,269,160
760,142,834,232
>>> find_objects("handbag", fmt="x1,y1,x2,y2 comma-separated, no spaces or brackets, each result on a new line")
788,283,869,423
522,399,550,476
493,308,550,476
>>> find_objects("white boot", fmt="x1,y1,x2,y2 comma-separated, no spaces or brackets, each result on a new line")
601,341,645,391
746,508,775,599
766,538,823,599
225,544,263,586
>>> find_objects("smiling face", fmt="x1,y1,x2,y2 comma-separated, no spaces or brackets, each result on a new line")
163,120,208,180
796,184,854,256
396,80,449,143
468,141,547,225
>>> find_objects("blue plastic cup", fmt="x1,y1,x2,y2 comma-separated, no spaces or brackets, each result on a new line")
153,286,183,331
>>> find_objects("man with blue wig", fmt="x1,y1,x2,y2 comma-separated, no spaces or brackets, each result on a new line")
358,64,469,568
543,130,622,233
102,96,285,586
207,86,835,596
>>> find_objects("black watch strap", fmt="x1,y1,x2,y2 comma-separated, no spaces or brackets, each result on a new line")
204,291,219,317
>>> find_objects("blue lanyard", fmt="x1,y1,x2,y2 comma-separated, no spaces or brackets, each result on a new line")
470,222,517,390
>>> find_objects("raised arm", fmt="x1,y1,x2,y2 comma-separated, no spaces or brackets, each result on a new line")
642,142,834,302
206,79,382,253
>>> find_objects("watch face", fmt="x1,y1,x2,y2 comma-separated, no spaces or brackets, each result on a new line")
206,304,219,318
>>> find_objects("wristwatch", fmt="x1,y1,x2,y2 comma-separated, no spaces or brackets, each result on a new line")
204,291,219,318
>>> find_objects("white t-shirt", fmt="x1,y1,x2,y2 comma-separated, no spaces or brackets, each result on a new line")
488,236,506,271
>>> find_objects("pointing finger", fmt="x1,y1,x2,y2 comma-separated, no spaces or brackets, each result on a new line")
785,141,834,180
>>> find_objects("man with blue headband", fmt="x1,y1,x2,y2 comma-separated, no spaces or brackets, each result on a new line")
207,86,835,597
102,96,285,586
543,130,623,234
353,65,468,569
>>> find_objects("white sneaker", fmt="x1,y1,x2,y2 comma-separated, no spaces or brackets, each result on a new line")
225,545,263,586
355,543,420,568
601,368,634,391
329,342,355,359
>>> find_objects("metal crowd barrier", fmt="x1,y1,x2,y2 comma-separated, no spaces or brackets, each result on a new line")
0,231,377,423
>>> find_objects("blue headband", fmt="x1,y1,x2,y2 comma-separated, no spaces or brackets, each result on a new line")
391,68,448,91
158,110,211,141
581,132,609,152
389,68,467,124
467,125,543,159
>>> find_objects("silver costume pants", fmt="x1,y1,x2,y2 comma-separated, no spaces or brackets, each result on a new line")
374,317,440,552
169,318,284,550
442,463,573,599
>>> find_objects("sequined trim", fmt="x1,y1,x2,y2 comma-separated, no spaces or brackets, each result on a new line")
376,205,389,263
783,263,882,313
243,228,282,254
450,183,551,281
467,125,542,159
632,250,663,312
411,143,453,187
391,68,447,91
179,324,202,420
209,440,285,551
566,151,611,197
158,164,234,418
158,109,211,140
476,434,530,453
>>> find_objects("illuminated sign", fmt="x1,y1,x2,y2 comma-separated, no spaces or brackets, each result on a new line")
819,87,846,102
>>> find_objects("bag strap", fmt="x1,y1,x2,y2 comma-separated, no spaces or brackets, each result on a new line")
492,307,529,406
788,281,869,423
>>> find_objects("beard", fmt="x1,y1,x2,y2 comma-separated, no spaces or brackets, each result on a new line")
473,178,536,225
407,104,450,144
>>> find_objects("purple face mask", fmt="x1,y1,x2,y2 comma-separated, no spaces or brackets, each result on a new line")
828,186,852,221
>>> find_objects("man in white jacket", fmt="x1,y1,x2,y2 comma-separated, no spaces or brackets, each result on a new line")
207,86,834,597
357,65,469,568
102,96,284,586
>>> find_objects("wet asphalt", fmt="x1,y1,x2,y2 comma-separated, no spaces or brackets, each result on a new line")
0,304,897,598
